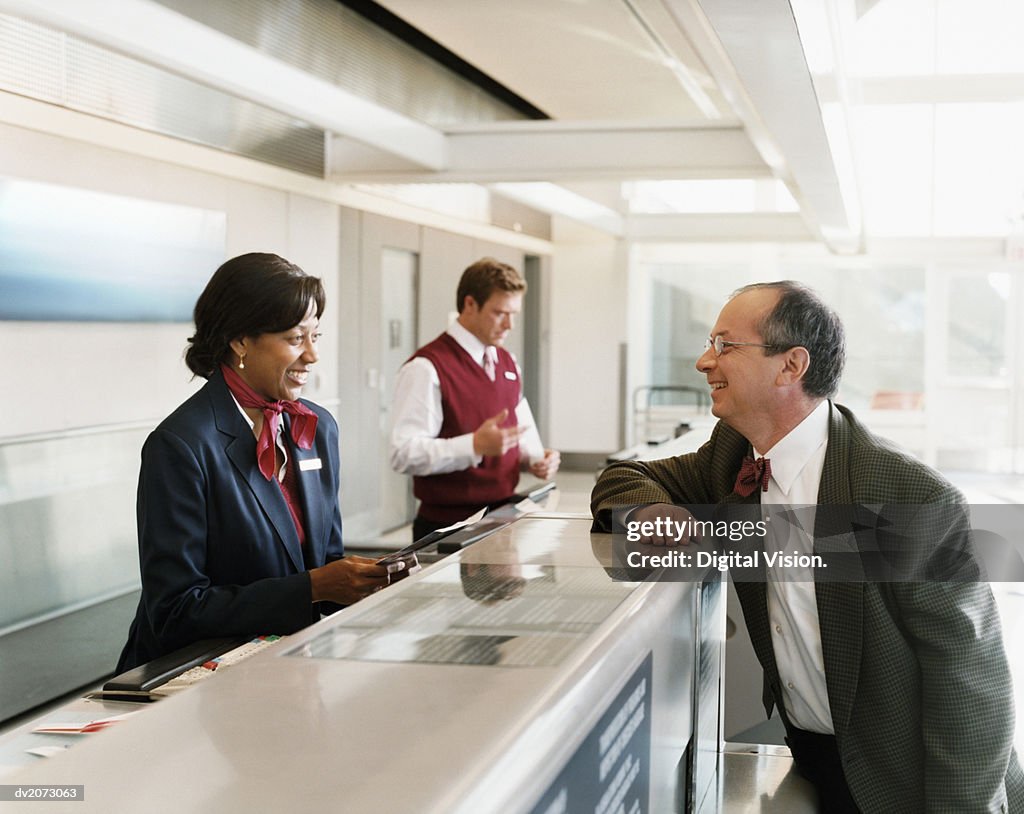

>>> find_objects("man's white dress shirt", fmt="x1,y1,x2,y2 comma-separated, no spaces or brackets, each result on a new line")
756,399,833,734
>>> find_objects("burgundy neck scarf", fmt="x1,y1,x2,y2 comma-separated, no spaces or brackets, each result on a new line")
220,363,317,481
734,455,771,497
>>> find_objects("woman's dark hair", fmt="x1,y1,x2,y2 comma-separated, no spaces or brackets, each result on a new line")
185,253,326,378
732,280,846,399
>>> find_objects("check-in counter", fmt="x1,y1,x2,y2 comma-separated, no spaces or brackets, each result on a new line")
1,513,726,813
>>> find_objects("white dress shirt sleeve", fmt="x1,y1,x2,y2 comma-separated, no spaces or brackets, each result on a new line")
388,357,481,476
515,395,545,465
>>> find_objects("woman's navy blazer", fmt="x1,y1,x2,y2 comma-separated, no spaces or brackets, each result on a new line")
117,369,344,671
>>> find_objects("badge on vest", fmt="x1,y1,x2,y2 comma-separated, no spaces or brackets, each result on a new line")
298,457,323,472
504,371,517,380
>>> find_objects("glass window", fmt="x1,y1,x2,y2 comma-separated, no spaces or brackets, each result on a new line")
933,103,1024,236
852,105,934,236
639,260,926,411
849,0,936,77
944,272,1009,380
936,0,1024,74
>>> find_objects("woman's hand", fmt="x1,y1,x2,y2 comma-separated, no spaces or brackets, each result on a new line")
385,553,420,583
309,556,391,605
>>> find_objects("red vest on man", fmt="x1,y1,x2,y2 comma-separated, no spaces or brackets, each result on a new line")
411,333,521,523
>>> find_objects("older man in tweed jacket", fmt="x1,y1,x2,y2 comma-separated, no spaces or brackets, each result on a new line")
592,282,1022,813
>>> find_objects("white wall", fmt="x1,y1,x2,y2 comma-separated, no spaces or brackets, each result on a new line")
0,115,560,562
0,119,344,634
338,210,539,539
0,121,342,436
547,217,628,453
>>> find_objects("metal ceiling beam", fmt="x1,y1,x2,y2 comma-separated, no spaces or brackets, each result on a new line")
1,0,837,242
328,120,768,182
627,211,811,241
0,0,448,171
657,0,864,253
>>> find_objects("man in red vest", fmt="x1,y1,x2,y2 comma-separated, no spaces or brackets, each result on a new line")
390,257,560,540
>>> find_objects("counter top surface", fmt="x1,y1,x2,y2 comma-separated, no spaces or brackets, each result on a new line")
2,514,689,814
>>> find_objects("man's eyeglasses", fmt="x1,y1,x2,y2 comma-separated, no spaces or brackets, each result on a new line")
703,335,786,356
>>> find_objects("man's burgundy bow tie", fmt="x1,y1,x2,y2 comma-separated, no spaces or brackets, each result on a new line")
734,455,772,497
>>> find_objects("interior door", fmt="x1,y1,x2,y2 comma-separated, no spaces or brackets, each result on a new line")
378,247,419,532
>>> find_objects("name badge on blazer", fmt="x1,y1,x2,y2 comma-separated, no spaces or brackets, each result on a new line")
298,457,323,472
504,371,517,381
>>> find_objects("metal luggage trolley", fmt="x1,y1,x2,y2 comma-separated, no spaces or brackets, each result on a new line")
632,385,710,445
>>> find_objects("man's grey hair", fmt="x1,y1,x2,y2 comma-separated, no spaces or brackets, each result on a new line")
732,281,846,399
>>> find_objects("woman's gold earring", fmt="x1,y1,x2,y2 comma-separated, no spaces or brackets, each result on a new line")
239,354,246,370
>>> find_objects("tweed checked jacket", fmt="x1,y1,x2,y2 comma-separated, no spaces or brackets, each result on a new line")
592,402,1023,813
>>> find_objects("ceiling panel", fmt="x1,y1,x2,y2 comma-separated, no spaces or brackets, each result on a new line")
374,0,728,121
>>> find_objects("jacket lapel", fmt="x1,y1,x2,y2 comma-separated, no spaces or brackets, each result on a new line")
733,579,781,717
719,478,781,715
284,413,325,567
814,401,863,737
211,372,305,572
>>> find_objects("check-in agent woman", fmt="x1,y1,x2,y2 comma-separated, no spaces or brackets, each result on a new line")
117,253,393,671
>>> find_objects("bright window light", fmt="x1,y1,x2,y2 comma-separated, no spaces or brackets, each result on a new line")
840,0,1024,237
491,183,622,232
852,104,934,235
850,101,1024,237
936,0,1024,74
849,0,936,77
624,180,797,214
933,103,1024,235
